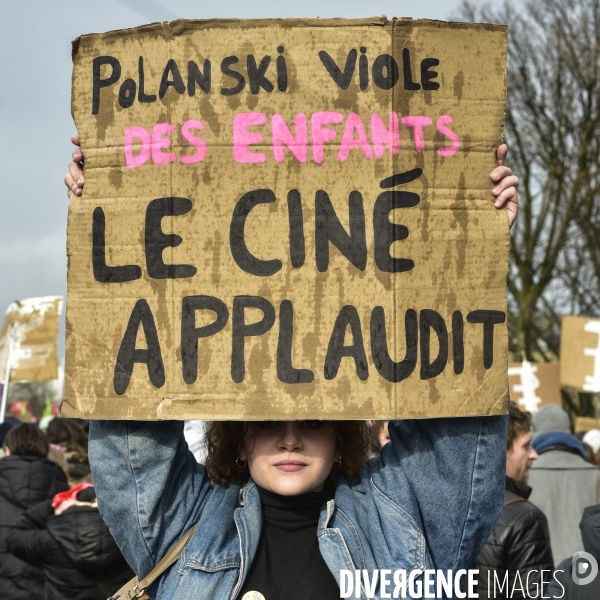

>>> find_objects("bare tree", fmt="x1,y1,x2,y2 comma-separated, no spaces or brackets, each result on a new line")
455,0,600,366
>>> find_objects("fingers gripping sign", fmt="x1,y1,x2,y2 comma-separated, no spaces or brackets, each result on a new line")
65,135,84,199
490,143,519,228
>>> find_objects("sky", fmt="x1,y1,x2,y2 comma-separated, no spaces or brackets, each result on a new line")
0,0,524,357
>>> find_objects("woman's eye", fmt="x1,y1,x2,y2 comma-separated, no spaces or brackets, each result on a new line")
301,420,322,428
256,421,277,429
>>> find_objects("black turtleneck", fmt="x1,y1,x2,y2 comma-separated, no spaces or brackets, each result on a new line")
236,485,340,600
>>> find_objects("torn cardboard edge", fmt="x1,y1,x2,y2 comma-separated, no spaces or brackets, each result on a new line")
72,17,508,60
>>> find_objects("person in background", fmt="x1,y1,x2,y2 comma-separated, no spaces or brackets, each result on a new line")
47,444,68,479
0,418,20,458
368,420,391,456
46,418,90,486
547,504,600,600
72,418,90,434
576,431,596,464
6,483,134,600
470,402,553,599
0,424,69,599
528,405,600,563
583,442,596,464
8,401,33,423
583,429,600,466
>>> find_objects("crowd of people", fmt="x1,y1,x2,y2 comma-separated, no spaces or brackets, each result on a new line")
2,407,598,599
470,403,600,599
0,417,133,600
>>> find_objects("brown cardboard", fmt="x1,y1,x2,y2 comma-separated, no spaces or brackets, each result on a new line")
575,416,600,433
507,361,562,413
0,297,63,382
560,315,600,393
64,18,509,420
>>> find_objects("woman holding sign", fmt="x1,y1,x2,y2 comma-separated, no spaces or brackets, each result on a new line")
66,141,518,600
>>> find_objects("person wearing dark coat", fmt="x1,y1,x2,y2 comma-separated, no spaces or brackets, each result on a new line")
471,403,554,599
529,405,600,562
6,485,134,600
547,504,600,600
0,418,20,447
0,424,69,600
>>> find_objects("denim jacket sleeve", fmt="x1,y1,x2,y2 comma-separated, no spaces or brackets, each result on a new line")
88,420,213,578
373,415,507,571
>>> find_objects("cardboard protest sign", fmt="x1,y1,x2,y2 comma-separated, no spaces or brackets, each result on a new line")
575,416,600,433
507,361,562,413
560,316,600,393
0,297,63,382
64,18,509,420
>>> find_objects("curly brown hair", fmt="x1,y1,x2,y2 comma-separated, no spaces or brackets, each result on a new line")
204,420,370,488
367,420,389,456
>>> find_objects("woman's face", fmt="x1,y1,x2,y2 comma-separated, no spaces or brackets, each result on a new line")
239,420,338,496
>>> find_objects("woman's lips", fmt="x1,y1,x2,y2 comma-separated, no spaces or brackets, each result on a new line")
274,460,306,472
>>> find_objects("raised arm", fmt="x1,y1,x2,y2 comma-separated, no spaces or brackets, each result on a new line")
88,420,213,578
373,415,508,571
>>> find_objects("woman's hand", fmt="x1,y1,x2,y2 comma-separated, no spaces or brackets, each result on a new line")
490,143,519,228
65,135,84,199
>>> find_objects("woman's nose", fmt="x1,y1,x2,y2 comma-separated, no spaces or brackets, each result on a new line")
277,421,303,451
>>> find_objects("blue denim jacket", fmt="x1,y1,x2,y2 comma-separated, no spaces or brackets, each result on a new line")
89,416,507,599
